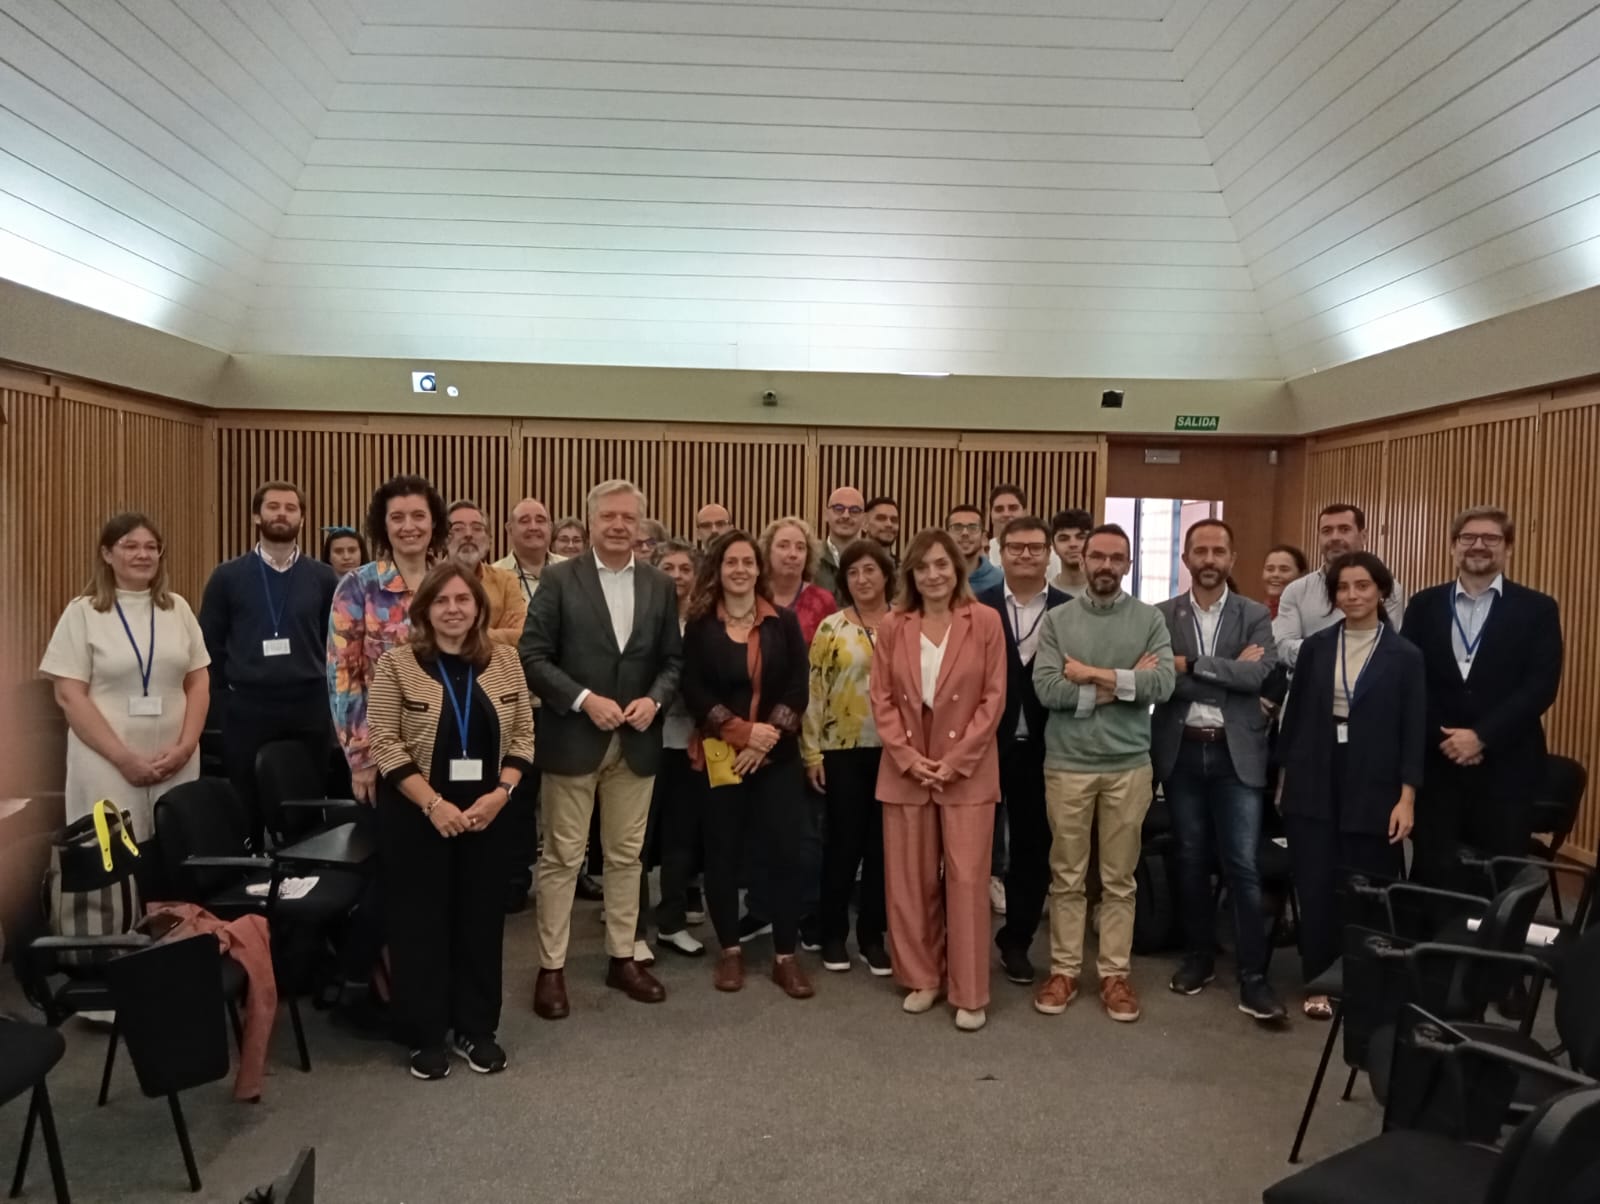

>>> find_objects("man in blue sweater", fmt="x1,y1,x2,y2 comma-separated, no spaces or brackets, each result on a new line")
199,480,338,843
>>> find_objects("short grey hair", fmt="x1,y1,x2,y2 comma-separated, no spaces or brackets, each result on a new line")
585,478,648,521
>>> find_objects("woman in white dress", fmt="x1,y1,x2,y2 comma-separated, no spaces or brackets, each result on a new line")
39,513,211,838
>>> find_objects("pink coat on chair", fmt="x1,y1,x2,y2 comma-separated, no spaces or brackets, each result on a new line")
870,602,1007,807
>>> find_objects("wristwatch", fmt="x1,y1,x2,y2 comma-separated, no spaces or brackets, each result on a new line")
497,779,517,798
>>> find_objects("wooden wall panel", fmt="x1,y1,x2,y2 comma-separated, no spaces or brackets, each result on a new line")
816,436,962,545
660,429,810,540
958,442,1101,529
1301,440,1387,553
520,427,661,536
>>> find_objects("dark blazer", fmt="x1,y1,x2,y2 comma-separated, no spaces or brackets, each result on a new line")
975,582,1071,745
680,605,809,765
519,553,683,777
1150,591,1277,788
1400,579,1562,800
1279,621,1426,835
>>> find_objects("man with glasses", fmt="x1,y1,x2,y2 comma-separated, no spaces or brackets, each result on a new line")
1401,507,1563,887
694,503,732,549
1273,503,1405,667
816,486,866,596
947,504,1002,593
976,516,1071,985
446,499,527,645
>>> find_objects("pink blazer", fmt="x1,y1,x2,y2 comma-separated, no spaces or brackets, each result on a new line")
870,602,1006,807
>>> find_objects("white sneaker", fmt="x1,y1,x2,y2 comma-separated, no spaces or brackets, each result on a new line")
633,939,655,966
903,988,941,1014
989,877,1007,915
955,1007,987,1032
659,929,705,957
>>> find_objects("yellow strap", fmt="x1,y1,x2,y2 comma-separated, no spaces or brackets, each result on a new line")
90,799,141,871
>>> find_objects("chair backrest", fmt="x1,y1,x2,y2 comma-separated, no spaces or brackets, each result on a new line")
151,778,254,901
1383,1004,1515,1145
1489,1086,1600,1204
104,933,230,1097
254,741,329,843
1442,867,1547,1016
1554,925,1600,1076
1530,756,1588,841
1341,926,1415,1072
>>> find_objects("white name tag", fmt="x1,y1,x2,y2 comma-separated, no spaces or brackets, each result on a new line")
1335,722,1349,745
449,758,484,781
128,695,164,717
262,638,291,657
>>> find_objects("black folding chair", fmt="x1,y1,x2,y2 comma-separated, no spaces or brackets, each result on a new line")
253,740,360,849
1525,756,1587,924
241,1147,315,1204
2,1019,70,1204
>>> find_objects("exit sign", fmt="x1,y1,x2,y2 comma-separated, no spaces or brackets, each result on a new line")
1175,414,1220,432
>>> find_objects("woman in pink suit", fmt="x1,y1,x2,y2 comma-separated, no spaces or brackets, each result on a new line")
870,528,1007,1032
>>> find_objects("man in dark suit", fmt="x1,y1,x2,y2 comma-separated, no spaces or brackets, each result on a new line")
520,479,683,1018
977,515,1071,986
1151,519,1285,1022
1401,506,1563,887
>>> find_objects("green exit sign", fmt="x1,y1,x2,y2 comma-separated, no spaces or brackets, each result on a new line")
1175,414,1220,432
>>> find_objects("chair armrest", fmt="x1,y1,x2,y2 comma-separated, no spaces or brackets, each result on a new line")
28,933,153,953
183,855,274,870
273,822,375,869
1353,879,1487,938
1407,942,1551,983
1485,855,1593,882
280,797,362,812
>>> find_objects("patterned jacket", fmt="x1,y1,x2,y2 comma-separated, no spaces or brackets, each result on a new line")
801,609,882,767
326,560,414,773
368,643,534,785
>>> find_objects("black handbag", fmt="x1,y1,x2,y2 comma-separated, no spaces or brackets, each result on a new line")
42,800,143,965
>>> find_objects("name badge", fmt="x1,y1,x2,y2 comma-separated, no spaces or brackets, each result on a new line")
128,695,164,717
262,638,292,657
449,758,484,781
1335,722,1349,745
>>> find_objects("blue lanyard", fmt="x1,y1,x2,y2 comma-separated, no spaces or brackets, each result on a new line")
437,662,475,756
114,599,155,696
256,550,297,638
1339,623,1382,712
1450,589,1493,659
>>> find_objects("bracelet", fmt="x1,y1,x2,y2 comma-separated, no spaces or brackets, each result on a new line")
497,779,517,798
423,795,443,817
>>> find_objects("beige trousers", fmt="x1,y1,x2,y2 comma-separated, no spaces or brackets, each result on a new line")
535,736,656,968
1044,765,1154,979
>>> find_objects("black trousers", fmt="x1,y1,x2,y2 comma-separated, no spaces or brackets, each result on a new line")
503,769,543,903
995,738,1050,954
221,687,333,844
378,786,509,1048
705,759,807,955
650,749,704,935
818,747,886,947
1414,758,1531,890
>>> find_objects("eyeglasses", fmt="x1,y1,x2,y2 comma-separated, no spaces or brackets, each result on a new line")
947,522,982,535
634,537,659,551
829,504,864,516
1455,533,1505,547
449,522,488,536
1003,542,1049,557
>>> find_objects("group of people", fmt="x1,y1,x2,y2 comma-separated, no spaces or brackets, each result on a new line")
38,472,1563,1080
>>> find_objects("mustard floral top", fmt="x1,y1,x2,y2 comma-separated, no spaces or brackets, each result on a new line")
801,610,882,767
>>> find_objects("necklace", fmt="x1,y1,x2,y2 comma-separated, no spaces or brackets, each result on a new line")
725,602,757,627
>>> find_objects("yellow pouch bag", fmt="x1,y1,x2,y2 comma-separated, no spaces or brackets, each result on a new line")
702,738,743,787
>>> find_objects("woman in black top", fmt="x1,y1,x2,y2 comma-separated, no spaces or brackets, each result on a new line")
680,531,814,1000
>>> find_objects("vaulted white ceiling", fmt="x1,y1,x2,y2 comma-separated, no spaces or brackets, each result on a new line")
2,0,1598,382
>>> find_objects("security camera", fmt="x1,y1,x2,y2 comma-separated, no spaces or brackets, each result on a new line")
761,390,778,406
1101,389,1124,409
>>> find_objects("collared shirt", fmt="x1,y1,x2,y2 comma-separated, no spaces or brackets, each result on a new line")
1004,581,1048,738
1273,568,1407,667
1451,573,1503,679
1184,587,1228,730
256,543,299,572
492,550,568,604
593,549,636,651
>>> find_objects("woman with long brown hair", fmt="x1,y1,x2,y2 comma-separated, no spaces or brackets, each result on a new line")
40,512,210,837
368,562,533,1080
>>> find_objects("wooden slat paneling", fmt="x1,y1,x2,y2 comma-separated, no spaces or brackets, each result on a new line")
816,439,963,547
660,428,810,540
957,444,1101,529
520,429,662,539
1301,440,1386,554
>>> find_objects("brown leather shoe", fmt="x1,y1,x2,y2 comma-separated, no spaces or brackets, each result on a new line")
771,956,814,1000
713,948,745,992
533,968,569,1020
605,957,666,1003
1034,973,1079,1015
1100,974,1142,1023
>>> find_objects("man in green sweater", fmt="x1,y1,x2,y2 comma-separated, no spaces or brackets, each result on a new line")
1030,524,1174,1024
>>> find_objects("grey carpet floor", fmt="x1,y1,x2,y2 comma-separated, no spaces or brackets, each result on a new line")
4,897,1377,1204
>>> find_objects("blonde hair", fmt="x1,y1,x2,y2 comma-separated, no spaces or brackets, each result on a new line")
86,512,173,611
585,479,647,522
758,515,820,583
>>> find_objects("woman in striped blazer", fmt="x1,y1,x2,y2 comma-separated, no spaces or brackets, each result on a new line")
368,561,534,1082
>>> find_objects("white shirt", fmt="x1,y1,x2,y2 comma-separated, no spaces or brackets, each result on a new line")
988,535,1061,582
493,551,567,603
1451,573,1502,679
1184,587,1228,730
1004,581,1049,738
256,543,299,572
570,550,637,713
1273,568,1407,667
920,632,947,710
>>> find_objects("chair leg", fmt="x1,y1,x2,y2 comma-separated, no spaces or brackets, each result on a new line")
1288,1005,1343,1164
1340,1066,1358,1101
166,1095,201,1193
9,1090,38,1198
96,1022,120,1106
225,1000,243,1053
287,997,311,1073
32,1084,70,1204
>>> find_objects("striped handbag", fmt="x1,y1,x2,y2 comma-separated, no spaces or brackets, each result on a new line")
43,799,143,965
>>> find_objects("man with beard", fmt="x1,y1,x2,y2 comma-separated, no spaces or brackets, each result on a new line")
948,503,1002,593
1401,507,1562,887
815,485,866,596
1031,524,1174,1024
199,480,339,843
864,496,902,563
1273,503,1405,667
446,499,527,646
1151,520,1285,1021
694,502,732,549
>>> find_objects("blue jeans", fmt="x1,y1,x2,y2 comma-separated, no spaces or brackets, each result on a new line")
1164,740,1267,978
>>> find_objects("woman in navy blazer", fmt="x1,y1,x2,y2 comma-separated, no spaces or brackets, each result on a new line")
1279,551,1424,1019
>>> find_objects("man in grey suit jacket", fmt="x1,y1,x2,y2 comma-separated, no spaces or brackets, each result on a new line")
1151,519,1285,1022
520,479,683,1019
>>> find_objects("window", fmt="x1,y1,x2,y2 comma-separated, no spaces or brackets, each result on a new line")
1103,498,1225,604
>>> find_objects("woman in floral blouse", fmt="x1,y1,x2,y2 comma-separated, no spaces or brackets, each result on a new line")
326,475,448,802
803,538,895,977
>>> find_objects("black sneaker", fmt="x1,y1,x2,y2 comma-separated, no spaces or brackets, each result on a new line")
1239,976,1288,1022
860,944,893,976
409,1046,450,1081
738,913,773,943
799,916,822,952
999,946,1036,986
821,940,851,972
1168,955,1216,996
452,1033,508,1074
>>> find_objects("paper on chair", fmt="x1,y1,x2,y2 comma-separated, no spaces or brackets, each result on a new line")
1465,917,1560,947
245,876,319,900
